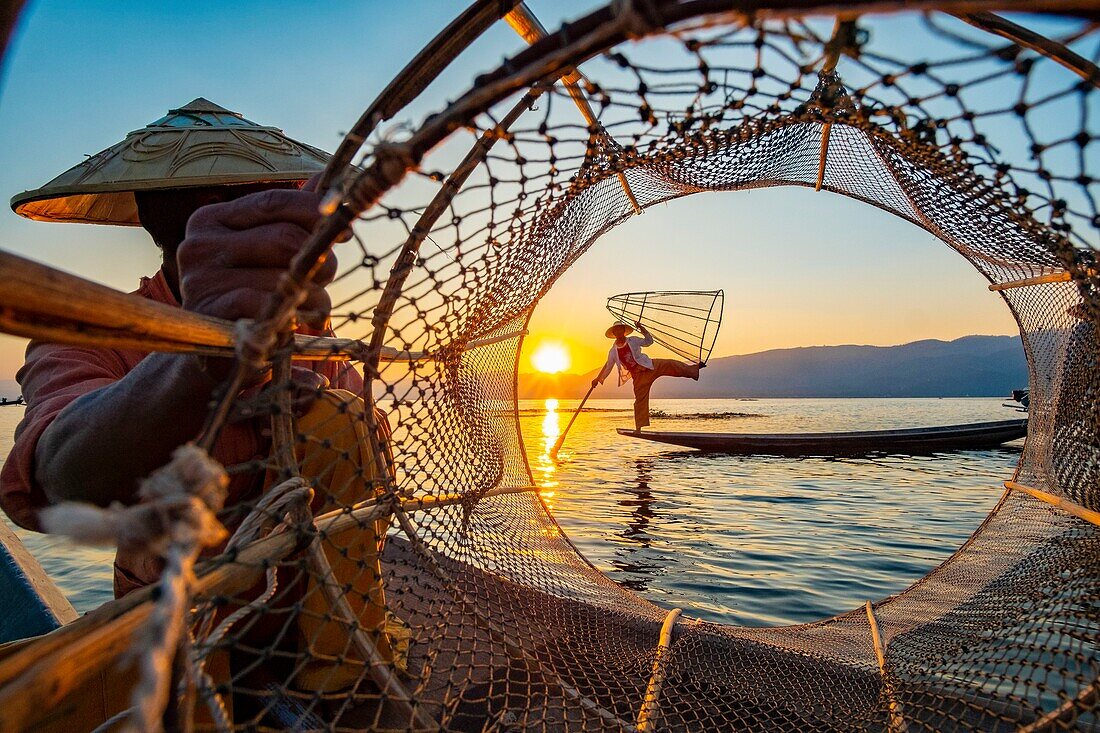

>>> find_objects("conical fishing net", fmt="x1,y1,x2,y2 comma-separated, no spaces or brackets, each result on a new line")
607,290,724,364
0,2,1098,732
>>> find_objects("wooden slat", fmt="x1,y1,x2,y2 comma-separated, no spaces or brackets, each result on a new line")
988,271,1072,291
1018,678,1099,732
636,607,681,733
866,601,906,733
1004,481,1100,526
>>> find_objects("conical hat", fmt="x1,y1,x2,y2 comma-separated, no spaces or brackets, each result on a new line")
11,98,331,226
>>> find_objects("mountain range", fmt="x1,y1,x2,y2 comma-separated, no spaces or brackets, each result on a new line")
0,336,1029,402
520,335,1027,399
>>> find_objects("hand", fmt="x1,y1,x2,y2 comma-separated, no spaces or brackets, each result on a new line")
591,378,599,388
230,367,331,422
177,188,338,328
634,321,643,329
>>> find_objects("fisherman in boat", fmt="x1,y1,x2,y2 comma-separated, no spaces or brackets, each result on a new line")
0,100,399,720
593,322,703,431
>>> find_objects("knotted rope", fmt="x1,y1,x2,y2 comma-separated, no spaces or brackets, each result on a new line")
41,444,229,733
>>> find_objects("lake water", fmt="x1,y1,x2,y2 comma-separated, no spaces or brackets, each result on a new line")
0,398,1022,625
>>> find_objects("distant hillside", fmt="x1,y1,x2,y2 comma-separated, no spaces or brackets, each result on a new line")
520,335,1027,399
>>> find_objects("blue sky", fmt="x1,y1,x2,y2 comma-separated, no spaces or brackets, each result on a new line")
0,1,1053,377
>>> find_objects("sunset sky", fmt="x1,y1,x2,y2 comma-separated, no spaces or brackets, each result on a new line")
0,1,1025,382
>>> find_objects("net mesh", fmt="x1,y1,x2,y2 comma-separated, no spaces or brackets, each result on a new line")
606,290,724,364
5,4,1100,731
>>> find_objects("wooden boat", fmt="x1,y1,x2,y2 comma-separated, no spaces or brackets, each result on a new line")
616,419,1028,456
0,521,75,645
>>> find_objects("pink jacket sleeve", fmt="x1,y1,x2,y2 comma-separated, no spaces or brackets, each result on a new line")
0,341,128,531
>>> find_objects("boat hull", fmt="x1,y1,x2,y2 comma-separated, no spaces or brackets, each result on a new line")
616,419,1028,456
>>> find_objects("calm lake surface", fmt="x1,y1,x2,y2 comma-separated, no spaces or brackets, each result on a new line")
1,398,1022,625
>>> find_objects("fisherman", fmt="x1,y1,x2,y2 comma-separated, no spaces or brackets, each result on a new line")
0,100,397,710
592,321,703,431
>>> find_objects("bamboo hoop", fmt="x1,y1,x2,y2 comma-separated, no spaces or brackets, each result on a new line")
953,11,1100,89
317,0,524,197
635,608,682,733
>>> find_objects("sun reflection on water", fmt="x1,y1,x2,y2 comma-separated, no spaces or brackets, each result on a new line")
536,398,560,510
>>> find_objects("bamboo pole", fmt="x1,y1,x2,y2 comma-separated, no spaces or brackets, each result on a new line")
635,607,682,733
987,271,1072,291
954,12,1100,89
866,601,906,733
1004,481,1100,527
0,250,233,347
505,2,643,214
550,383,595,459
0,249,526,363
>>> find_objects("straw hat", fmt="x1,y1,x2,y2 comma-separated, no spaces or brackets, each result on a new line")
11,98,331,226
605,323,633,338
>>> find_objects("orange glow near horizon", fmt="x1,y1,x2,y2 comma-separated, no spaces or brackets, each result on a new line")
531,342,571,374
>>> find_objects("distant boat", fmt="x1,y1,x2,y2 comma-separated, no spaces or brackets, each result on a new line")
616,419,1028,456
0,396,23,406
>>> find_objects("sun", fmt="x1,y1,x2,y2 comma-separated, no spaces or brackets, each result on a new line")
531,342,571,374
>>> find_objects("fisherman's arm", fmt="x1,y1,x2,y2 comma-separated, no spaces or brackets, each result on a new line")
34,189,336,507
592,352,615,388
636,322,654,346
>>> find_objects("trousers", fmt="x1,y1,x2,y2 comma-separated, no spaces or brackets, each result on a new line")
630,359,700,429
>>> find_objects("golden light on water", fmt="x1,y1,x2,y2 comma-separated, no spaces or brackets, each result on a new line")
531,342,571,374
536,397,560,510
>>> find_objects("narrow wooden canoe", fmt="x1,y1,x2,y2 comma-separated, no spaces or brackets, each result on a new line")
616,419,1028,456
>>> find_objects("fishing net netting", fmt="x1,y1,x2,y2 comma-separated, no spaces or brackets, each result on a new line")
606,291,724,364
1,2,1099,731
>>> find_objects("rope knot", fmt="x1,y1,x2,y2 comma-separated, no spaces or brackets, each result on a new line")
234,319,279,373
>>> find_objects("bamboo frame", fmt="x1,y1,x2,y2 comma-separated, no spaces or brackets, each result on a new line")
0,483,542,731
0,248,525,364
317,0,524,197
200,0,1096,446
954,12,1100,89
505,2,643,214
988,271,1072,291
1004,481,1100,527
866,601,906,733
2,1,1096,727
635,607,682,733
816,123,833,191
